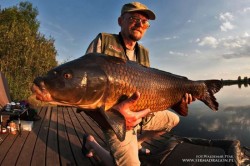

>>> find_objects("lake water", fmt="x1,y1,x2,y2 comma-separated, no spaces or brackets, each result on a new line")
174,85,250,147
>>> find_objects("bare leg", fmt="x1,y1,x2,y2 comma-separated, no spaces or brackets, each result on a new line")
137,110,180,153
84,135,115,166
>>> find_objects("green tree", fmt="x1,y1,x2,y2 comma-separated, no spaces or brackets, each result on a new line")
0,1,57,101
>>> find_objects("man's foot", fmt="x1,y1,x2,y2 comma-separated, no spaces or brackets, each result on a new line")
139,147,150,155
82,134,94,157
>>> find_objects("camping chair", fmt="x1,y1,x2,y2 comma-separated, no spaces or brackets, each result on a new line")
0,72,11,108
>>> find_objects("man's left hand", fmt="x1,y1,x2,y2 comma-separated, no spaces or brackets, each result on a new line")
183,93,196,104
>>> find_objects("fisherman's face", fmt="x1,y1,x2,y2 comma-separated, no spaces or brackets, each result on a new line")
119,12,150,41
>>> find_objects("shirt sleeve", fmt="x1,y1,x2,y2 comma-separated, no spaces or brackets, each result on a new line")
85,34,102,54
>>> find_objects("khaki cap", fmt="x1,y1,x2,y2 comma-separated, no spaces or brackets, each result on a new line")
121,2,156,20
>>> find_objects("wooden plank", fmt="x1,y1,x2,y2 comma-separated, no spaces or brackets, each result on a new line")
0,114,12,161
30,106,51,165
1,132,29,166
68,108,106,145
57,106,77,165
16,106,46,166
63,107,92,165
0,133,17,165
0,131,10,146
67,107,102,166
67,107,84,140
78,111,106,147
46,106,60,165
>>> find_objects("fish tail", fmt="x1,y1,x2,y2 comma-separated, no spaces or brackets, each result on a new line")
201,80,223,111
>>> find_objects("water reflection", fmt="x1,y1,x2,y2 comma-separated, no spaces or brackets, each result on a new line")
174,86,250,147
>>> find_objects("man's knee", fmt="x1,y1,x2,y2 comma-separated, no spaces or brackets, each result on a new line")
173,114,180,127
165,111,180,130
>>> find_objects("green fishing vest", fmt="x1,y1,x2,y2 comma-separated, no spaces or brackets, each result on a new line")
99,33,150,67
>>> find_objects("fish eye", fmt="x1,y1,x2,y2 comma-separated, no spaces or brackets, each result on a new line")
63,73,72,79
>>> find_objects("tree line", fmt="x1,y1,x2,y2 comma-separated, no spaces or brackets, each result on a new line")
0,2,57,101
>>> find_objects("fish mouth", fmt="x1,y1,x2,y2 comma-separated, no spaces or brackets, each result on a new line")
32,82,87,107
32,77,54,102
32,77,83,106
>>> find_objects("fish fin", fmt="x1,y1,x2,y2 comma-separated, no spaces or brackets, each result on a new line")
171,80,223,115
204,80,223,94
99,107,126,141
171,101,188,116
201,80,223,111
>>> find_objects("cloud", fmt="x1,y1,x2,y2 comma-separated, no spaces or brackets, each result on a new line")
169,51,188,57
220,35,250,58
201,119,221,132
197,36,218,48
195,49,201,54
243,7,250,13
222,52,243,59
195,9,250,59
41,21,74,42
244,32,249,37
197,33,250,59
198,106,250,132
164,36,179,40
220,36,245,49
220,21,235,32
218,12,235,32
219,12,234,21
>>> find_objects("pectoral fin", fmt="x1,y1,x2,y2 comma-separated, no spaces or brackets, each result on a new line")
99,107,126,141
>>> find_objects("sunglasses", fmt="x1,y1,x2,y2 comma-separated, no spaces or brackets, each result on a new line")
128,16,150,29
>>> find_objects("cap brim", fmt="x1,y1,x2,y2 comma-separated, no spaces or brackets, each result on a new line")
126,9,156,20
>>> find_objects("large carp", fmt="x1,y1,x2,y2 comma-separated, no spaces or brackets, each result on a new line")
33,53,223,140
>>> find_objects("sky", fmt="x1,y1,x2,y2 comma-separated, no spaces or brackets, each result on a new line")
1,0,250,80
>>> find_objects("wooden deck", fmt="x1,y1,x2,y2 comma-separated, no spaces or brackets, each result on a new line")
0,106,169,166
0,106,107,165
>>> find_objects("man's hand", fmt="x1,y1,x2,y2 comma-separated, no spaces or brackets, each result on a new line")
183,93,196,104
112,92,150,130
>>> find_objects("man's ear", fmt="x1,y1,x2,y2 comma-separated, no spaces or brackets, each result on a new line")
118,16,122,26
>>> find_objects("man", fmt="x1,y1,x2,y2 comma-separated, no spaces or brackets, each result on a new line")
82,2,194,166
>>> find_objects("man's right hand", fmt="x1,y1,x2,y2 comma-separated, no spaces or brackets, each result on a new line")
112,92,150,130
